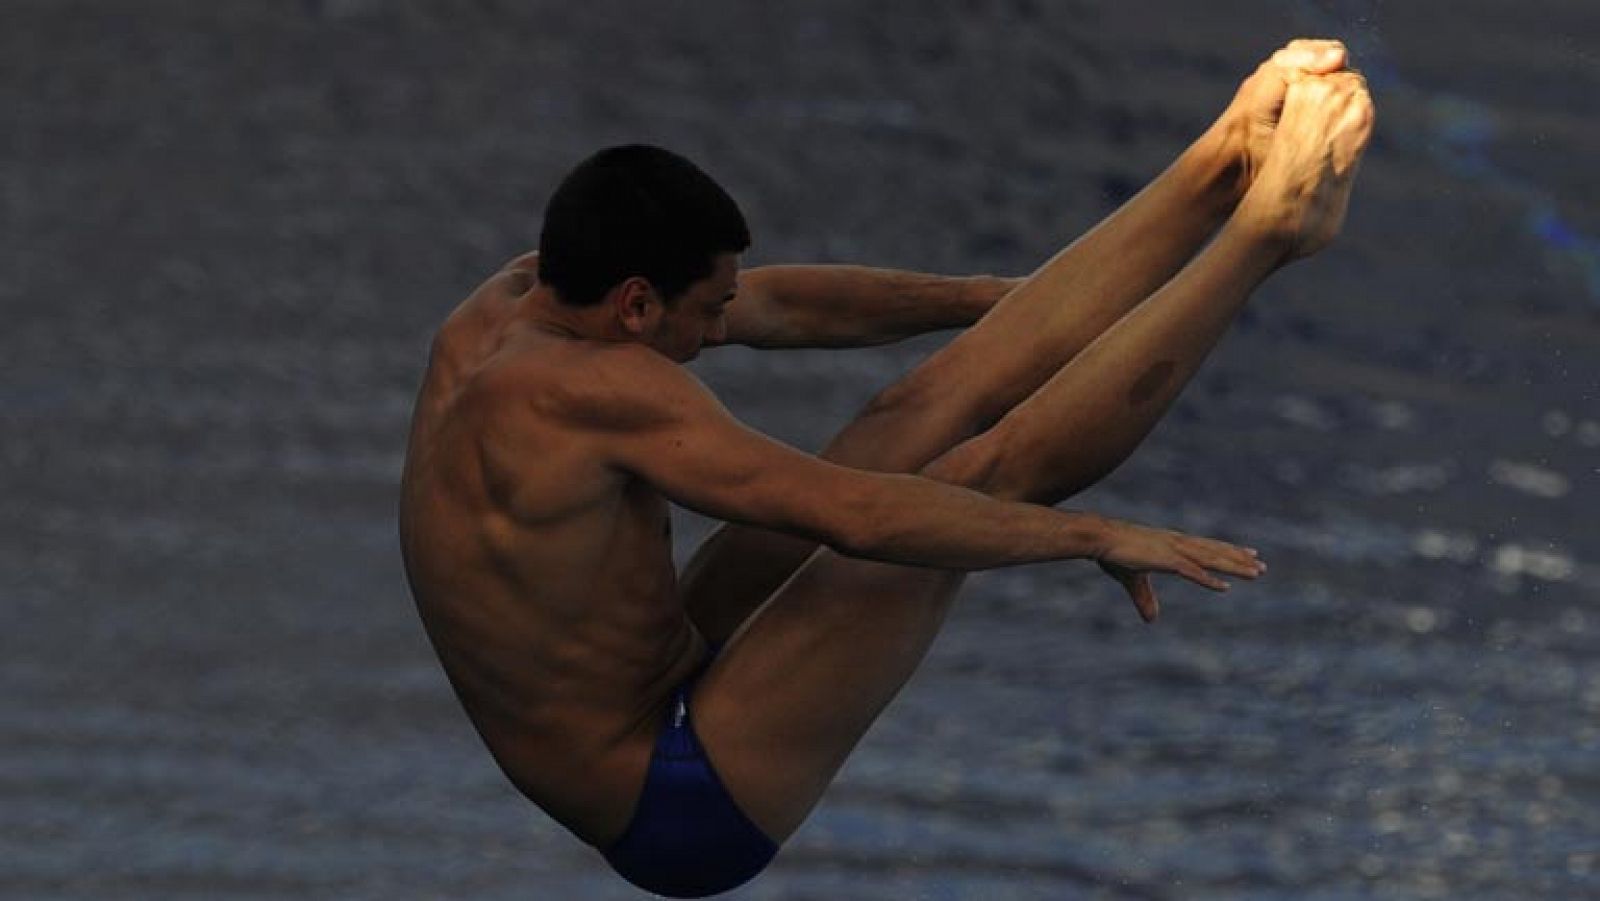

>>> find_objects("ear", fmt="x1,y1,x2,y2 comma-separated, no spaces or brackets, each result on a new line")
611,276,663,337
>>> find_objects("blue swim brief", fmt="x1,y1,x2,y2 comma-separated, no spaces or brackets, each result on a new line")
602,647,778,898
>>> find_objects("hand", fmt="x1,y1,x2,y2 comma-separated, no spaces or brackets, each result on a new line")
1235,68,1376,262
1093,519,1266,623
1215,39,1350,197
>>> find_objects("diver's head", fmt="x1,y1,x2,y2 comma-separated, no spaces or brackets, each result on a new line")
537,144,750,310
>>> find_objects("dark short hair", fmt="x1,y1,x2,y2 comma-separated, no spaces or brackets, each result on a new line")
537,145,751,306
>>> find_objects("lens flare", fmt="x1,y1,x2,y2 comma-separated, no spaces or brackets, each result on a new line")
1291,0,1600,308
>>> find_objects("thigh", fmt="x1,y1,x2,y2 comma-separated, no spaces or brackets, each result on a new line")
677,523,820,645
688,548,966,843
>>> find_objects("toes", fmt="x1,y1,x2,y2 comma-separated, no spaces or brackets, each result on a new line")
1333,105,1375,170
1283,74,1334,112
1285,70,1375,120
1326,69,1369,91
1273,38,1348,74
1331,76,1377,131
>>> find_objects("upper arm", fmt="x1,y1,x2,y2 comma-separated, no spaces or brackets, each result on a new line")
571,347,872,547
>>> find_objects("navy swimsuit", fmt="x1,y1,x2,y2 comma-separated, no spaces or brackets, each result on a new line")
602,647,778,898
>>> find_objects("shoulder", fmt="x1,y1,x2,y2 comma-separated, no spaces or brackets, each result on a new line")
471,341,708,435
498,250,542,274
429,269,533,365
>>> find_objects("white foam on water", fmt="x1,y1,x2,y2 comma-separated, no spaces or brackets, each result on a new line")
1273,394,1338,431
1343,461,1456,496
1542,410,1572,438
1370,400,1417,431
1413,528,1478,563
1488,459,1572,499
1488,543,1577,583
1404,606,1440,634
1576,421,1600,448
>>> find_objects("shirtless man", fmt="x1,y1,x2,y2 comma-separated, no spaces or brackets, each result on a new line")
400,40,1373,897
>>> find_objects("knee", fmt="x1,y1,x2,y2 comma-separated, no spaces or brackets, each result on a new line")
928,419,1062,505
920,428,1029,501
858,365,940,424
859,358,993,439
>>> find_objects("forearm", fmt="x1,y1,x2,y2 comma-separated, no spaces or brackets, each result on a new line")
733,265,1016,349
839,472,1113,570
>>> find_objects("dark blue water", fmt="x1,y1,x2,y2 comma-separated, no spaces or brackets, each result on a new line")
4,2,1595,898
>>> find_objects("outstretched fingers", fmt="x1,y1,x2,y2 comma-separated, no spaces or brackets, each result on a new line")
1169,536,1266,593
1183,536,1266,577
1176,557,1231,591
1097,524,1267,623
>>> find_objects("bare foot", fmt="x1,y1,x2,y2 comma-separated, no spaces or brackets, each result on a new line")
1212,39,1350,197
1236,69,1376,262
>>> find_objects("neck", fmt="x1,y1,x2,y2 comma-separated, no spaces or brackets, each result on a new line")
518,283,620,343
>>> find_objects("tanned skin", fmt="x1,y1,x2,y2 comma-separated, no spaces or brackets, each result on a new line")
401,40,1373,847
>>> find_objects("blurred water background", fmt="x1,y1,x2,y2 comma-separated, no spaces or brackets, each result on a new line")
3,1,1596,898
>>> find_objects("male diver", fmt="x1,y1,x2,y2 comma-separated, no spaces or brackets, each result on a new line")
400,40,1373,897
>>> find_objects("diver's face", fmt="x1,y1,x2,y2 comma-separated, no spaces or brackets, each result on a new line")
653,253,739,362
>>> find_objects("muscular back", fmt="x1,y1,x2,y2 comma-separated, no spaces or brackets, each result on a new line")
398,261,707,844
